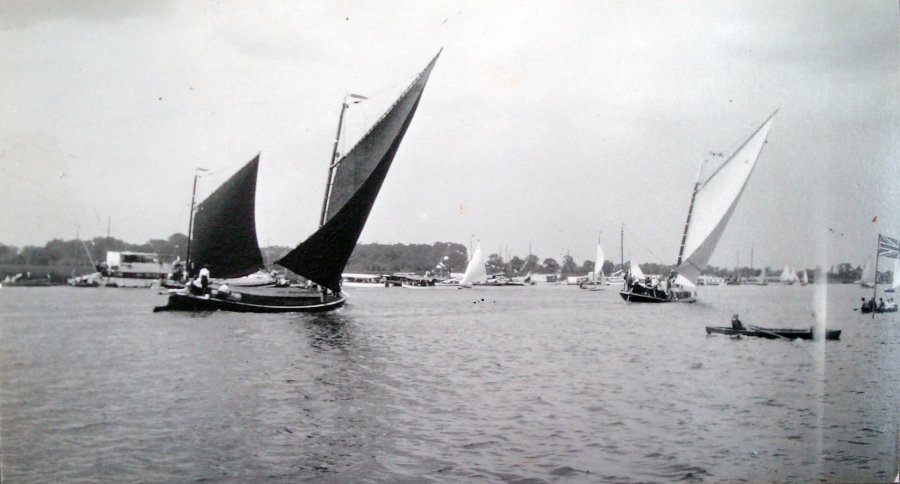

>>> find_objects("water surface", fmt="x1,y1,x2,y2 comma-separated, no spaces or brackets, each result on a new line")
0,284,896,482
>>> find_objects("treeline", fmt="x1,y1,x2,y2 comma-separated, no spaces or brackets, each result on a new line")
0,234,189,269
0,235,887,283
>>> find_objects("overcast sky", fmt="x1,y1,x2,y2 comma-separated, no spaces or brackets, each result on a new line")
1,1,896,270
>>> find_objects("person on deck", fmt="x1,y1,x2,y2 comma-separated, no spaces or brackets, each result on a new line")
189,268,211,296
731,314,745,330
878,298,886,310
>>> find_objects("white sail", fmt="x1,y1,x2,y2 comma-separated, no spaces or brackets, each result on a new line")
801,270,809,285
460,242,487,287
859,257,875,287
892,259,900,290
594,243,606,283
781,265,794,283
630,260,645,280
676,111,777,284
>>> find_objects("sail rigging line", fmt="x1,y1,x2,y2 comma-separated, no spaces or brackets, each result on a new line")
696,109,779,191
275,50,441,292
675,109,777,285
322,50,442,220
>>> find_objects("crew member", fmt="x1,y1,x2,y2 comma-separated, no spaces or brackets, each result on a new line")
731,314,745,330
189,268,211,296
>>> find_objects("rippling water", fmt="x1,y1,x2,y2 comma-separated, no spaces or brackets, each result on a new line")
0,284,897,482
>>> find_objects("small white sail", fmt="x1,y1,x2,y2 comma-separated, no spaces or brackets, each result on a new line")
859,257,875,287
801,270,809,285
676,111,777,284
630,260,645,280
460,242,487,287
781,265,794,284
594,243,606,283
892,259,900,290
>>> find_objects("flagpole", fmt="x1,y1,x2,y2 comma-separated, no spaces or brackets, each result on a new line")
873,233,880,318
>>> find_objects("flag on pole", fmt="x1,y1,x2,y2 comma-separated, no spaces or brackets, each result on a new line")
878,234,900,259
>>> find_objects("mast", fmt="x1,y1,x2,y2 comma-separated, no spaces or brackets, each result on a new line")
873,234,880,319
676,160,704,267
319,97,349,227
620,224,624,271
185,171,199,276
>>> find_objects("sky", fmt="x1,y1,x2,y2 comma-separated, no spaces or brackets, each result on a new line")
0,0,897,270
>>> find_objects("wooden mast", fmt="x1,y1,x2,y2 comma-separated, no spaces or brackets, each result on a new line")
873,234,880,318
319,96,349,228
185,171,199,276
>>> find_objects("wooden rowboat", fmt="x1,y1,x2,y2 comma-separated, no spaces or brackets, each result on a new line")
705,326,841,340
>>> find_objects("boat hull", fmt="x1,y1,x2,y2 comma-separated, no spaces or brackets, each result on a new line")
154,287,347,313
0,280,52,287
860,305,898,314
619,283,695,303
706,326,841,340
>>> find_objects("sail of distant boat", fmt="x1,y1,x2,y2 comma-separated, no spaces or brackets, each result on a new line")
189,155,264,279
630,260,645,280
892,260,900,290
859,256,875,287
781,265,794,284
801,270,809,285
460,241,487,287
594,242,606,284
276,52,441,292
674,110,777,285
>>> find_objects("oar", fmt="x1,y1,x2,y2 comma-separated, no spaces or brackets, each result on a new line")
747,324,791,341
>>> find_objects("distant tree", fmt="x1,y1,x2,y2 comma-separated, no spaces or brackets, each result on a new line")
602,260,615,275
523,254,540,273
508,256,525,274
581,260,595,274
560,255,578,275
541,258,559,274
486,253,504,273
0,244,18,263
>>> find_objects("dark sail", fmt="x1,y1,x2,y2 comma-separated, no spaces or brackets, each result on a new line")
276,52,440,291
190,155,264,278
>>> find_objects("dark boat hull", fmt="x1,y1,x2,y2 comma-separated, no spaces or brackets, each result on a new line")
859,305,898,314
154,287,347,313
619,283,695,303
705,326,841,340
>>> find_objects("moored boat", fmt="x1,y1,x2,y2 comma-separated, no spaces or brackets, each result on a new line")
1,274,52,287
706,326,841,340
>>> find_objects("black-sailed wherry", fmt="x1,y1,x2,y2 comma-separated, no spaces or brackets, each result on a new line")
155,51,441,313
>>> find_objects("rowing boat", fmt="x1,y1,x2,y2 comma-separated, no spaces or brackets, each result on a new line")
705,326,841,340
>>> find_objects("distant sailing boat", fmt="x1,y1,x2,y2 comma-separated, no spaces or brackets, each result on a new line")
800,270,809,286
857,257,875,288
155,52,440,312
887,259,900,293
581,234,607,290
620,110,777,303
781,265,796,285
459,241,487,288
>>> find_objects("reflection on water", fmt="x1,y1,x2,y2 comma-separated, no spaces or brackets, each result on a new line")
0,285,896,482
298,312,355,351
